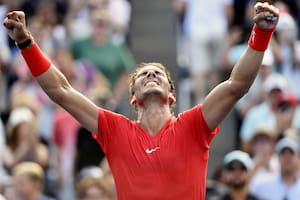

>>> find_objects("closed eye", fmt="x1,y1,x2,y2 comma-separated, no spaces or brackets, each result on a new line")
137,69,165,78
137,71,148,78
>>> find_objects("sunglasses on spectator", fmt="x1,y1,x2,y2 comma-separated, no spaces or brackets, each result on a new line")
225,164,247,171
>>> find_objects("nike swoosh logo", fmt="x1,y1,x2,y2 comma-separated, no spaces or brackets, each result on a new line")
145,147,160,154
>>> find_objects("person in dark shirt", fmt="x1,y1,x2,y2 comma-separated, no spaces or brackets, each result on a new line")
219,150,261,200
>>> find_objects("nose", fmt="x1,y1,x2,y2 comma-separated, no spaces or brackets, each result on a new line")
147,70,156,77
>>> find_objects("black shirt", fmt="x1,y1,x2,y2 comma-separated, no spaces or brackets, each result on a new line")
219,193,261,200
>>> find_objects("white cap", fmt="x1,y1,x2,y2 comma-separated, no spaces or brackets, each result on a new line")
223,150,252,170
263,73,289,93
8,107,34,128
77,166,103,181
275,137,299,154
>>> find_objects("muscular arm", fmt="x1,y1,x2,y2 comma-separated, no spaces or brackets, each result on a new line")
3,11,99,134
202,2,279,130
36,66,99,133
202,48,264,130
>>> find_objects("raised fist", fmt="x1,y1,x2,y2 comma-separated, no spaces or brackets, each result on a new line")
253,2,279,30
3,11,30,44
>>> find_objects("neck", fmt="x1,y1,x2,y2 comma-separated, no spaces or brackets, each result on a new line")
22,191,40,200
282,171,297,186
137,102,173,135
229,186,249,200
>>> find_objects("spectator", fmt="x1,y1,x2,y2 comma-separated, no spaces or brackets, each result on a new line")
240,73,300,151
70,10,135,112
248,127,279,188
75,166,114,199
3,106,49,172
66,0,131,46
66,0,108,40
274,91,299,137
220,150,260,200
181,0,232,104
12,161,55,200
250,137,300,200
76,177,113,200
106,0,132,46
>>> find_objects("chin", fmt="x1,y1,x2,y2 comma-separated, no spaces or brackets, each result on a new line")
229,181,247,189
143,88,164,95
143,89,169,102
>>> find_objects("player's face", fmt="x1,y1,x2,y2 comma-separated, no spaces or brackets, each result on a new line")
133,65,171,101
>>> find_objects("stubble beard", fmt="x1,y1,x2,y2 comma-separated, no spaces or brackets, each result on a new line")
228,180,247,190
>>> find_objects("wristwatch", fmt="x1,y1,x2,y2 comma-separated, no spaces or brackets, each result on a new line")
15,33,33,50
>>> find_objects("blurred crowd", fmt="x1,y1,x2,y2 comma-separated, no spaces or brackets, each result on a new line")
0,0,299,199
0,0,133,199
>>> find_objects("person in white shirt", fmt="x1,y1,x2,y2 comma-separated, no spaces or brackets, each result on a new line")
250,137,300,200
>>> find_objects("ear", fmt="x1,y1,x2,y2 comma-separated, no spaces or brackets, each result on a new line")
168,93,176,104
130,96,137,105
